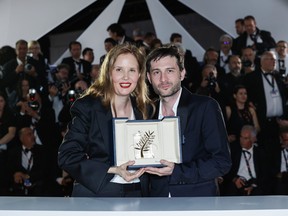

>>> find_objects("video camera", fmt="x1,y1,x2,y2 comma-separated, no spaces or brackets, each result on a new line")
28,88,40,111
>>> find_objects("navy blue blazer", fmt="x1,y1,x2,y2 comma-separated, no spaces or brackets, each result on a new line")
58,95,148,196
149,87,231,197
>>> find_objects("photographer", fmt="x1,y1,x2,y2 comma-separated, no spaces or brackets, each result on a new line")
223,125,271,196
2,40,40,109
196,64,227,117
48,64,71,125
241,46,260,75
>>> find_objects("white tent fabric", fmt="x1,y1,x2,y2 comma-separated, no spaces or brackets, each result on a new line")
54,0,125,65
146,0,205,60
0,0,95,47
1,0,288,64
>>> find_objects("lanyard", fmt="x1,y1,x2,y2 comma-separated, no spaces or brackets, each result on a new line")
243,150,253,179
282,149,288,172
263,73,275,90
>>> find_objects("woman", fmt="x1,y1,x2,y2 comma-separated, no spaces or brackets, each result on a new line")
58,43,154,197
0,91,16,195
225,85,260,144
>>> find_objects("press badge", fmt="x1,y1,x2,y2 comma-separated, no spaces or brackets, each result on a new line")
270,89,279,98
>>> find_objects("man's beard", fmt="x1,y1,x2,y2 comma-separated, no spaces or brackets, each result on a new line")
153,82,181,98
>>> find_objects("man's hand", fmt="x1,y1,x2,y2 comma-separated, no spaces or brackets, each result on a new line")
144,159,175,176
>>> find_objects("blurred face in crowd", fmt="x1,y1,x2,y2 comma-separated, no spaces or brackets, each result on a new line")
234,88,248,104
70,44,81,59
16,42,28,61
242,47,255,62
202,66,217,79
21,79,30,96
205,50,218,65
147,56,185,98
20,127,36,149
111,53,140,97
244,18,257,35
172,37,182,44
235,21,245,35
280,132,288,148
56,67,69,81
28,43,41,58
261,52,276,72
220,37,232,54
276,41,288,58
229,56,242,74
105,42,115,53
0,95,6,112
240,129,254,150
83,50,94,63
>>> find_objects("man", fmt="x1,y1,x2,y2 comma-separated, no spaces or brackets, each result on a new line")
99,38,117,65
82,47,94,64
61,41,92,85
232,18,245,54
170,33,200,92
275,40,288,78
244,51,288,155
145,45,231,197
224,125,270,196
235,15,276,56
7,127,49,196
272,126,288,195
217,34,234,74
106,23,134,45
241,46,259,75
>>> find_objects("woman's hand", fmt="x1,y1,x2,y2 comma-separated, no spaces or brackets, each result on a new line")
108,160,145,182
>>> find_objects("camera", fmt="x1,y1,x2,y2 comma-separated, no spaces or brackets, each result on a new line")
51,80,68,92
241,177,257,188
242,59,252,68
279,67,287,80
205,72,217,89
67,88,83,105
28,88,40,111
24,63,33,72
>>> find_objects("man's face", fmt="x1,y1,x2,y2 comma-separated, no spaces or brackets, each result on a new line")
242,48,255,62
244,19,257,35
16,43,28,60
20,128,36,149
220,38,232,53
235,21,244,35
281,132,288,148
105,42,115,53
57,68,69,81
276,42,288,57
172,37,182,44
70,44,81,59
240,129,254,149
205,51,218,65
108,30,118,41
261,53,276,72
147,56,185,98
229,56,242,73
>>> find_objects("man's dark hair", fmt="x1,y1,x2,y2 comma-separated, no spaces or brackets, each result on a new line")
82,47,93,56
56,63,70,72
107,23,125,37
235,18,244,25
170,33,182,42
244,15,256,22
68,41,82,50
146,45,184,73
104,37,117,46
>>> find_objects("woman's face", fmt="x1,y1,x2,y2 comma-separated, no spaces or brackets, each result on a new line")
111,53,140,97
0,96,6,111
21,80,30,94
234,88,247,103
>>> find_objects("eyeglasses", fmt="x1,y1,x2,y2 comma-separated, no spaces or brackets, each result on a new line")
221,41,231,45
277,45,287,49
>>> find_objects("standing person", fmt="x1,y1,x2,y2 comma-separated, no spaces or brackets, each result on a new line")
145,45,231,197
58,43,154,197
0,91,16,195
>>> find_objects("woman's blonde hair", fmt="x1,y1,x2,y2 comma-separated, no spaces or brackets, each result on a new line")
84,43,153,119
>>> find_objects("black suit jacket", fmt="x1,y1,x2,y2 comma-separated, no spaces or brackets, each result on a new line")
61,57,91,84
149,88,231,196
224,144,271,195
235,28,276,56
243,70,287,128
58,95,148,196
7,144,49,195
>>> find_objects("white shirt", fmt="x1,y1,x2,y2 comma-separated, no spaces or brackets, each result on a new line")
280,148,288,172
237,146,257,181
262,71,283,117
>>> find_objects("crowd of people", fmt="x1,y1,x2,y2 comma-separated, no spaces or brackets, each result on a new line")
0,15,288,197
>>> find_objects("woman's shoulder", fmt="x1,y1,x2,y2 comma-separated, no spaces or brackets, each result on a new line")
71,95,103,111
